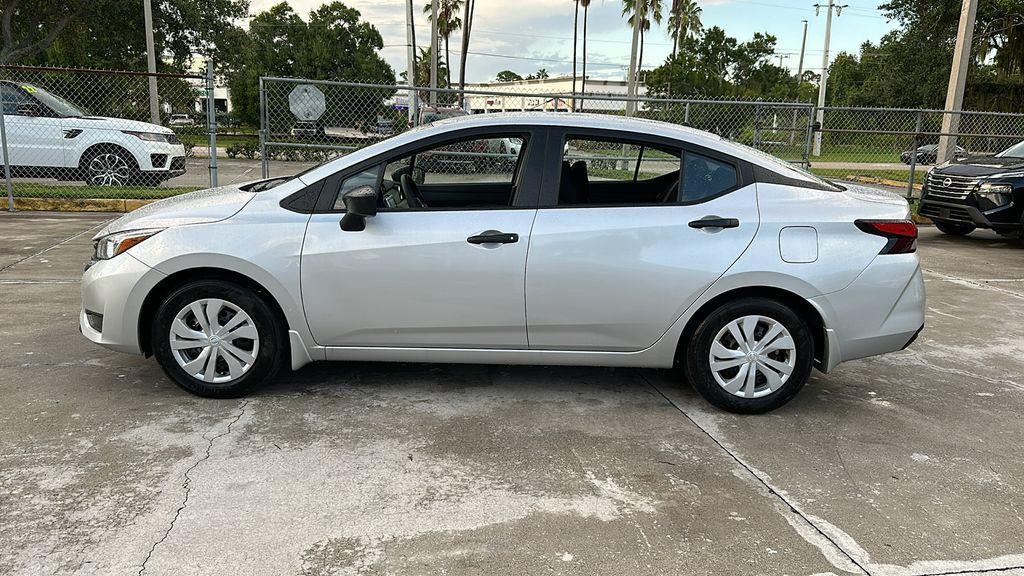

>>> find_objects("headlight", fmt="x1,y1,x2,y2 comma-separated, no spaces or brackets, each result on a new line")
975,182,1013,210
122,130,170,143
93,229,162,260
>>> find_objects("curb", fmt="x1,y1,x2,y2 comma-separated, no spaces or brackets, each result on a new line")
844,174,924,191
2,197,155,212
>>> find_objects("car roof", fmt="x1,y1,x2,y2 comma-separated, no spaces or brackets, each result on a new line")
298,111,822,186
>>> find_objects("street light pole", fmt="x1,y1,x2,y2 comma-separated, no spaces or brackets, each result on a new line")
625,0,643,117
811,1,846,156
937,0,978,163
796,19,808,85
143,0,160,124
406,0,419,125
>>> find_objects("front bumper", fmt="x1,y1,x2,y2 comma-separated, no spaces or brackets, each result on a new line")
918,198,1021,234
81,253,165,355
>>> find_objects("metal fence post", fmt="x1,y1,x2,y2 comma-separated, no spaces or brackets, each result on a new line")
753,102,762,149
205,58,218,188
0,105,14,211
907,110,923,200
802,104,815,168
683,102,690,125
259,76,268,178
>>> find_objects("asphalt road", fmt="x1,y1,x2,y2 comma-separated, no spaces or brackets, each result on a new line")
2,212,1024,575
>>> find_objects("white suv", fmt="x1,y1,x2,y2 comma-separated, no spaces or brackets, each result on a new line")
0,81,186,186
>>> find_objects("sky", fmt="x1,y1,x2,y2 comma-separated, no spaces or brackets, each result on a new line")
248,0,900,83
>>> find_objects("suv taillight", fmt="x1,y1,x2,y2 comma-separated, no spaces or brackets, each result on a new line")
854,219,918,254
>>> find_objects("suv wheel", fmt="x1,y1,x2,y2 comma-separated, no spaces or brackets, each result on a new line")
152,280,284,398
934,221,975,236
81,145,139,186
684,298,813,414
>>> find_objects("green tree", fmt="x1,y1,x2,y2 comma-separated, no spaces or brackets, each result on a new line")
424,0,463,90
667,0,702,59
526,68,549,80
225,2,395,128
622,0,664,75
495,70,523,82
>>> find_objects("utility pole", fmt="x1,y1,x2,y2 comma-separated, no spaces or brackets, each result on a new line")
777,54,790,68
796,20,808,85
938,0,978,163
811,1,846,156
625,0,643,116
143,0,160,124
406,0,419,125
429,0,439,106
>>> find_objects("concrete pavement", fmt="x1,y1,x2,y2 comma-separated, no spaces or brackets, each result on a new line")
1,212,1023,576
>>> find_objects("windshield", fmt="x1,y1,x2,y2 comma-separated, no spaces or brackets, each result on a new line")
996,140,1024,158
23,84,87,117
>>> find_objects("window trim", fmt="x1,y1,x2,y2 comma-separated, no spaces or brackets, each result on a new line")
304,126,542,214
539,127,754,209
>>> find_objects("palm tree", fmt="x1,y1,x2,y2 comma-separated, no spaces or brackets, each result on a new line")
424,0,463,90
580,0,591,109
667,0,702,58
622,0,663,80
572,0,580,96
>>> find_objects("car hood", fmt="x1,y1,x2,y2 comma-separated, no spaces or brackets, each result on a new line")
93,185,257,239
64,116,174,134
935,156,1024,176
841,182,909,207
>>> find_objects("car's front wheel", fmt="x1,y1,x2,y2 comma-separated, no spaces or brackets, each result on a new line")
152,280,284,398
934,221,975,236
81,145,140,187
683,298,813,414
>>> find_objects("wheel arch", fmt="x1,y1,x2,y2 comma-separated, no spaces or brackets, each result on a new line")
137,267,291,360
75,141,141,171
673,285,828,372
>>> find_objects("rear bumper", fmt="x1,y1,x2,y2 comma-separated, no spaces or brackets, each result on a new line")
813,254,926,367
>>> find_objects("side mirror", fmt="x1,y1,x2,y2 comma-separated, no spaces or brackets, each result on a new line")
16,102,44,117
340,185,378,232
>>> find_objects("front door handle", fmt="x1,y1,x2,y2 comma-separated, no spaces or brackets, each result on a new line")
688,217,740,229
467,230,519,245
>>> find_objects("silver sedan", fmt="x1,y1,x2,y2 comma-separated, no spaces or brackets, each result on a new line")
81,113,925,413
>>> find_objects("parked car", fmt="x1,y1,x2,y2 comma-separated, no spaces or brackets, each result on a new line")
81,113,925,413
900,144,968,165
0,81,186,186
168,114,195,127
289,121,323,138
917,140,1024,244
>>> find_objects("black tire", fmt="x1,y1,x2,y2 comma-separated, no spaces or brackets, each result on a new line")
934,220,975,236
683,298,814,414
152,280,284,398
79,144,140,187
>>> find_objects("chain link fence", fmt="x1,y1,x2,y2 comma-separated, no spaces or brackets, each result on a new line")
0,64,226,210
3,67,1024,210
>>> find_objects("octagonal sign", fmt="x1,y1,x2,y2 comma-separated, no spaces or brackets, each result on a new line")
289,84,326,121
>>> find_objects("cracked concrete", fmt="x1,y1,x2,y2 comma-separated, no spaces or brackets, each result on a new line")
2,212,1024,576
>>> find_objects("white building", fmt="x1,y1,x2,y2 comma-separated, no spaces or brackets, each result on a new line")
461,75,648,113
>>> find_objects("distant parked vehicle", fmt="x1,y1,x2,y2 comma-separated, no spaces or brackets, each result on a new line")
917,139,1024,245
168,114,195,127
0,81,185,186
290,121,323,138
900,144,968,165
419,106,467,125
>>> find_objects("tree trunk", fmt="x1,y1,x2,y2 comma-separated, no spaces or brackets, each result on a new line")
572,0,579,97
581,4,589,111
444,35,452,90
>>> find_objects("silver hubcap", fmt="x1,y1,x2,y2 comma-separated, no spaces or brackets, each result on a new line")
169,299,260,384
87,153,131,186
709,315,796,399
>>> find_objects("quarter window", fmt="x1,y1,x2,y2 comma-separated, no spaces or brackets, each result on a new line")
681,152,739,202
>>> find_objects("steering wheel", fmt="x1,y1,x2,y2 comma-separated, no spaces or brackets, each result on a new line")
400,173,426,208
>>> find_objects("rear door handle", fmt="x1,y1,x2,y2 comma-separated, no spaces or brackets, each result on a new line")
688,217,740,229
467,230,519,245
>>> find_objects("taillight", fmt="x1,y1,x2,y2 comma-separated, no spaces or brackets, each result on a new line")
854,219,918,254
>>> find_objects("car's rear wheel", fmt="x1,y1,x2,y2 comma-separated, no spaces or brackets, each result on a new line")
684,298,813,414
152,280,284,398
934,220,975,236
81,145,140,187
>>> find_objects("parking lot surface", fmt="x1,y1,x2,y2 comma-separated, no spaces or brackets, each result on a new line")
1,210,1023,576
